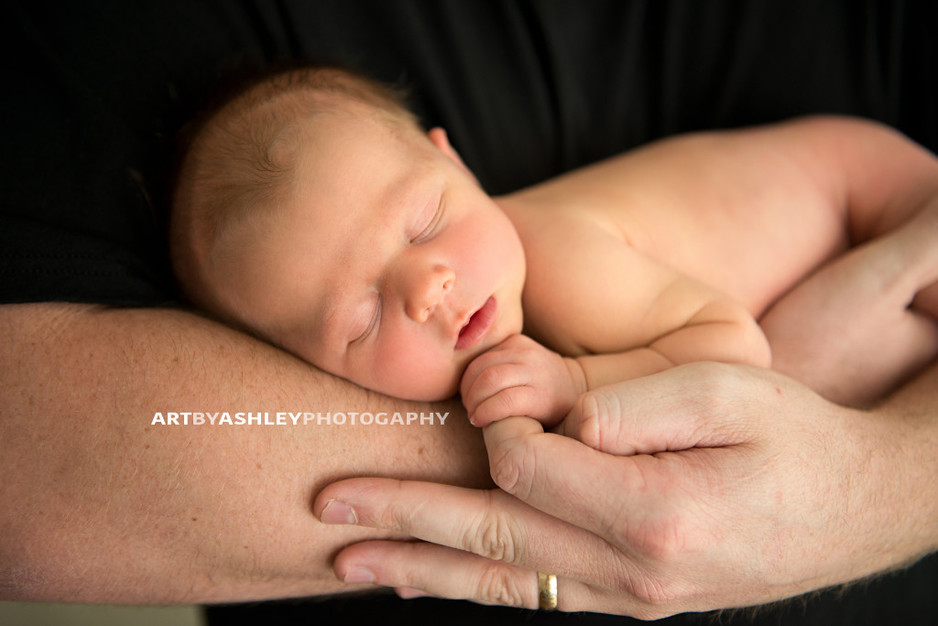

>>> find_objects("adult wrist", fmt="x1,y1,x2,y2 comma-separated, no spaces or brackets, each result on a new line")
845,401,938,580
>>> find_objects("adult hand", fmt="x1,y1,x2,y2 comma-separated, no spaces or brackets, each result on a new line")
314,363,938,618
760,202,938,407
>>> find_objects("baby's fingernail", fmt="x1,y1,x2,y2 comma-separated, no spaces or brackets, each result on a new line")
343,565,376,584
320,499,358,525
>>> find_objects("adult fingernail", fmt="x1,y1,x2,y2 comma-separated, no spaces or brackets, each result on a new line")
320,499,358,525
343,565,376,584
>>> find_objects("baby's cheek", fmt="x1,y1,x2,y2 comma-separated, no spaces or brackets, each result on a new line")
407,367,462,402
372,349,461,402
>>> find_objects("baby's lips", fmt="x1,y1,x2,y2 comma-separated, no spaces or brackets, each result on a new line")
455,296,496,351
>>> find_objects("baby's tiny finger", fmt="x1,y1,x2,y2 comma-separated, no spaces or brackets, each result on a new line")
470,384,539,427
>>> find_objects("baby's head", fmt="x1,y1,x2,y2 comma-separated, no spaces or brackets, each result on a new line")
171,67,525,400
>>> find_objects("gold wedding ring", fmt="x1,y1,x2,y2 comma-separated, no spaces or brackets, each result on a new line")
537,572,558,610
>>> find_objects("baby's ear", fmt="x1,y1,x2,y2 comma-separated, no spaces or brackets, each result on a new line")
428,127,478,183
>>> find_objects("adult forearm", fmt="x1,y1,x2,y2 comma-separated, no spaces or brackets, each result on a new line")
0,303,488,603
817,359,938,591
873,360,938,561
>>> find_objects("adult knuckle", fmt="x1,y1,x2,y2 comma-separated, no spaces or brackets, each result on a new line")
463,500,522,564
629,573,694,618
630,594,682,621
573,389,644,456
374,484,413,532
606,501,690,565
630,520,684,563
608,556,685,615
572,391,612,450
474,562,529,607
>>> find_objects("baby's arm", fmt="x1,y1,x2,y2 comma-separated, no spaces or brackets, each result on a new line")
571,277,771,391
463,237,771,428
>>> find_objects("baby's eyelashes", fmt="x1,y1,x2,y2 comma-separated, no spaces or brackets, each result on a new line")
410,197,445,244
350,295,381,345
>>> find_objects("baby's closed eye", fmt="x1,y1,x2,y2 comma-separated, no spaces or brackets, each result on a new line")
410,196,445,244
350,294,381,345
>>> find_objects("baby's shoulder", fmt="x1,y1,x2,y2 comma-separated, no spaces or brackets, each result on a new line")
505,201,657,355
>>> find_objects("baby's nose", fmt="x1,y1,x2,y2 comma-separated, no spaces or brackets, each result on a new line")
405,264,455,323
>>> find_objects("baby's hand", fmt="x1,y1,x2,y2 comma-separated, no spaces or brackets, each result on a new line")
460,334,587,428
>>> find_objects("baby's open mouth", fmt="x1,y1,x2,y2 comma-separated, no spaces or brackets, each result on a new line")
456,296,496,351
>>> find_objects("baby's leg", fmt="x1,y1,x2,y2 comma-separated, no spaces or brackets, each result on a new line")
761,203,938,407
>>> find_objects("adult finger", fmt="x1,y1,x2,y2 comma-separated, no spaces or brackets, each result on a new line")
318,486,672,617
332,538,672,617
313,476,623,585
480,366,783,534
334,540,581,611
315,366,782,593
556,363,764,455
